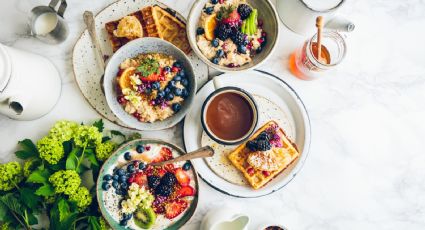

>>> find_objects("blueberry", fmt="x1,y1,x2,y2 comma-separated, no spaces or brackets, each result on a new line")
216,49,225,57
116,189,123,195
123,213,133,221
145,88,152,95
174,75,182,81
182,161,191,171
164,87,171,94
124,152,131,161
117,168,125,176
211,38,219,47
127,164,135,173
136,145,145,153
119,175,127,183
204,6,214,14
103,174,112,181
211,0,218,4
112,181,119,189
174,88,183,96
173,61,182,68
139,162,146,170
196,27,205,35
172,103,181,112
112,175,119,181
121,182,128,189
212,57,220,64
102,182,111,191
237,45,247,54
256,45,262,54
166,92,174,101
182,88,189,98
261,36,267,46
157,90,166,98
152,82,160,90
120,219,128,226
169,80,177,88
178,70,186,77
181,78,189,87
164,66,171,72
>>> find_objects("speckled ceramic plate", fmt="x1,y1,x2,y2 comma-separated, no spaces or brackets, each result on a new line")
72,0,209,129
183,70,311,198
96,139,199,230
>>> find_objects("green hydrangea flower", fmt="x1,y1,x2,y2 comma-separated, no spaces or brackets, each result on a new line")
99,217,110,230
49,170,81,195
37,136,65,165
74,125,102,148
68,186,92,211
44,195,56,204
1,222,10,230
0,162,23,191
23,158,40,178
49,120,79,142
95,141,116,161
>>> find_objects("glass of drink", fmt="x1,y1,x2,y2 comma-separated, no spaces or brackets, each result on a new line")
289,31,346,80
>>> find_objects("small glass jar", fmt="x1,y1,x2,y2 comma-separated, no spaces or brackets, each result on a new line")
289,31,346,80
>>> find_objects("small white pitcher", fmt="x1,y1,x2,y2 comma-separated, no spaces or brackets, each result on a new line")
201,207,250,230
0,44,61,120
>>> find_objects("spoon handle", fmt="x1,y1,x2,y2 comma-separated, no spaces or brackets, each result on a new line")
83,11,105,71
150,146,215,166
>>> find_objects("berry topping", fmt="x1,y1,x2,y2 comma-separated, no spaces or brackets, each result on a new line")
174,88,183,96
212,57,220,64
176,185,196,198
211,0,218,4
174,168,190,186
237,45,247,54
215,23,232,40
256,139,271,151
204,6,214,15
196,27,205,35
262,171,271,177
220,7,241,27
165,199,188,219
148,175,161,189
216,49,225,58
103,174,112,181
172,103,181,112
136,145,145,153
124,152,131,160
247,167,255,176
161,172,177,186
102,182,111,191
182,161,191,171
155,183,173,197
237,4,252,20
133,172,147,187
211,38,220,47
181,78,189,87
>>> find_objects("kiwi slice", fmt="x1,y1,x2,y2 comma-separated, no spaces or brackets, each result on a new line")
134,207,156,229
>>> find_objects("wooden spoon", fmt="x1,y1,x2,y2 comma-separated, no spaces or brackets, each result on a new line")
315,16,326,64
150,146,215,166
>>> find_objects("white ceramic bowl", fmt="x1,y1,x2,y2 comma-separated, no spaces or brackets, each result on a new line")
187,0,279,72
104,38,197,130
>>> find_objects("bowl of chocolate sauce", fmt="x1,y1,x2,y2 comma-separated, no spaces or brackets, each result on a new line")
201,87,258,145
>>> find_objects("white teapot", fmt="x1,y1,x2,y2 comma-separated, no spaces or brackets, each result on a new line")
0,43,61,120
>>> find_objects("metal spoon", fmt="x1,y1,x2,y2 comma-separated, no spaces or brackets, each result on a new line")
150,146,215,166
83,11,106,93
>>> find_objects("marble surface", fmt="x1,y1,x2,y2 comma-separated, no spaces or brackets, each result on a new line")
1,0,425,229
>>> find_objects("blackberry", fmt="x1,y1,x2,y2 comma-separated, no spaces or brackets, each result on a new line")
161,172,177,186
256,139,272,151
148,175,161,189
231,30,248,46
246,140,258,151
237,4,252,20
257,131,270,141
215,23,232,40
155,183,173,197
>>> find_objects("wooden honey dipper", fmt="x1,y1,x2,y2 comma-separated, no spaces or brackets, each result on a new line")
315,16,326,64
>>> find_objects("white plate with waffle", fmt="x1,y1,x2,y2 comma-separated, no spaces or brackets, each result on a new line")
72,0,209,129
183,70,311,197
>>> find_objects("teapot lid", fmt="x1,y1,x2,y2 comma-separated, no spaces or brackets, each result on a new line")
0,44,11,92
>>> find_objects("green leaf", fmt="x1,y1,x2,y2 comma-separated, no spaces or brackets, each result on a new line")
50,199,78,230
18,139,38,154
0,200,9,222
126,132,142,142
58,199,71,222
88,216,101,230
27,211,38,225
66,148,80,170
92,119,104,132
102,136,111,143
26,169,50,184
35,184,55,197
19,188,40,210
110,130,125,138
0,194,24,217
85,149,99,167
15,150,37,160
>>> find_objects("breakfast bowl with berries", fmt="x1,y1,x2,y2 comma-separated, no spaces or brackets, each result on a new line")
104,37,197,130
187,0,279,71
97,139,199,230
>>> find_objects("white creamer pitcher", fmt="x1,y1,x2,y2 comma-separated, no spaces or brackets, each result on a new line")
276,0,354,36
0,43,61,120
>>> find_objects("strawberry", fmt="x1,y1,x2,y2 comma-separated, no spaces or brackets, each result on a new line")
176,186,195,198
139,69,163,82
133,172,147,187
221,8,241,27
156,167,167,177
164,163,175,172
160,147,173,161
174,168,190,186
165,199,188,219
152,196,167,214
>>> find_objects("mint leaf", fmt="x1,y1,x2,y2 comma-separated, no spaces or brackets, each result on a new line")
92,119,104,132
35,184,55,197
27,169,50,184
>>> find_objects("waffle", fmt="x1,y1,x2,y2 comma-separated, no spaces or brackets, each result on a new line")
105,5,191,54
228,121,300,189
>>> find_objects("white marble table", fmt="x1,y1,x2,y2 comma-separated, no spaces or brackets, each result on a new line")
1,0,425,229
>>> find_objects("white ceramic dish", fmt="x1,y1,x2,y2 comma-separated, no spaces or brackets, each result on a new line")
186,0,280,72
104,38,197,131
72,0,209,129
183,70,311,197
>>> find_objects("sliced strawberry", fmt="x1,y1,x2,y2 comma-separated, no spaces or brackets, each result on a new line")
156,167,167,177
165,199,188,219
164,163,175,172
133,172,147,187
176,186,195,198
174,168,190,186
160,147,173,161
222,9,241,26
139,69,163,82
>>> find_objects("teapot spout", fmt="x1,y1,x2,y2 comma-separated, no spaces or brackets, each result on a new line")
0,95,26,119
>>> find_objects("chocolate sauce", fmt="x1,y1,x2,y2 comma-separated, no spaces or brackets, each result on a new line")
206,92,253,140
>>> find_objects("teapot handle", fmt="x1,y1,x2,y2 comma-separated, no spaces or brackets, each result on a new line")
325,16,355,33
0,95,26,116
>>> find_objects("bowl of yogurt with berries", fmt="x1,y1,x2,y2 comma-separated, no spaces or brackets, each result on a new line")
187,0,279,72
97,139,199,230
